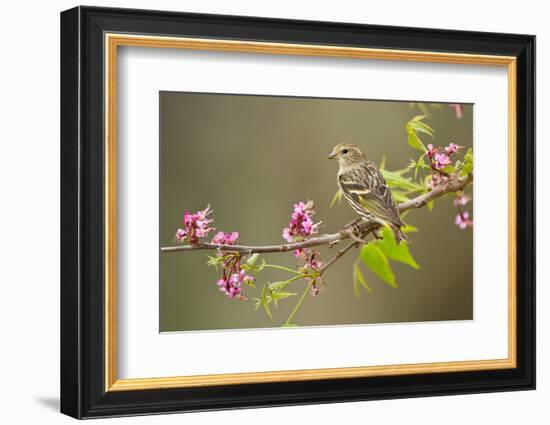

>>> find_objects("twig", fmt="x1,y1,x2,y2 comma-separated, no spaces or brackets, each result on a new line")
284,282,312,326
161,174,472,255
319,241,360,276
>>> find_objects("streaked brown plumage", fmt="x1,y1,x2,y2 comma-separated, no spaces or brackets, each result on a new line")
327,143,407,244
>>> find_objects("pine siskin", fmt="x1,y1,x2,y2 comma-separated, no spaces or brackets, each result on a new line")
327,143,408,244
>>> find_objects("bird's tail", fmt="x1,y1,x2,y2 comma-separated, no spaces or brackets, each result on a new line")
392,225,409,245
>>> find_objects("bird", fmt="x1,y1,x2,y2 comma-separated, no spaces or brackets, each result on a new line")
327,143,408,244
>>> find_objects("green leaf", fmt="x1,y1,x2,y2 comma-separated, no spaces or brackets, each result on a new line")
269,280,295,291
246,253,259,267
461,148,474,176
269,281,286,291
390,190,411,203
379,155,386,170
253,298,261,311
330,189,343,208
412,123,435,138
461,163,473,176
242,255,266,273
254,259,267,272
360,244,397,287
262,301,273,320
427,200,435,211
206,255,220,269
411,155,429,179
441,165,456,174
406,115,435,153
376,228,420,270
381,169,424,192
260,285,273,320
270,291,297,300
402,224,418,233
353,264,372,296
407,131,426,152
408,115,435,137
206,254,234,269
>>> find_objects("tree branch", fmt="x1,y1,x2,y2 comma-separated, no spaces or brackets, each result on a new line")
398,173,472,210
161,173,472,254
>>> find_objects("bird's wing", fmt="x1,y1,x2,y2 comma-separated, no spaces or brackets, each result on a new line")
339,162,402,226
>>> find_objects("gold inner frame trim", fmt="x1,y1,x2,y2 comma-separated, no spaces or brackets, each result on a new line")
104,33,518,392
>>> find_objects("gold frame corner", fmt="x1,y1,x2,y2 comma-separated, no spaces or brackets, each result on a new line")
104,33,518,392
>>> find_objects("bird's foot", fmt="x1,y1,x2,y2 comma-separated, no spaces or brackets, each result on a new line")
345,219,365,237
349,232,369,245
344,217,362,229
343,218,371,244
347,228,369,245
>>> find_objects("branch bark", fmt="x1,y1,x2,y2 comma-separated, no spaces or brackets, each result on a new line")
161,173,472,254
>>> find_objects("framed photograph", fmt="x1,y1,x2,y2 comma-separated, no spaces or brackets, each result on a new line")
60,6,535,419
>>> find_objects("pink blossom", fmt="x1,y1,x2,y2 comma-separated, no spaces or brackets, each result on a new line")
427,144,435,158
174,205,214,244
454,194,471,207
455,212,473,229
309,258,322,271
212,231,239,245
450,104,464,119
183,211,193,226
445,143,460,154
174,228,186,243
173,208,250,300
217,269,253,299
216,276,241,299
291,201,309,218
282,227,293,243
294,249,324,296
434,152,451,169
310,285,321,296
210,230,253,299
295,249,322,270
301,217,315,234
282,200,320,243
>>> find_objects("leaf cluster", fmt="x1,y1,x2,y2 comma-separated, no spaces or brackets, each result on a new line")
353,227,419,297
253,279,298,320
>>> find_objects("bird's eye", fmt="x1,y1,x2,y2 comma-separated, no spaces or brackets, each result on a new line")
342,149,348,154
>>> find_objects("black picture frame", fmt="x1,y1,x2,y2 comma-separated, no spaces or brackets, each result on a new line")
61,5,535,419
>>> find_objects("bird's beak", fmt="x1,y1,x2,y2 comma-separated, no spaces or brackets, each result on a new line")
326,150,337,160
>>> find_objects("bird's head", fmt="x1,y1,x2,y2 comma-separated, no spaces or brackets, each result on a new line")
327,143,366,167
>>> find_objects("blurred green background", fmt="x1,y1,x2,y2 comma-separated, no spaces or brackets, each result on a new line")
159,92,473,332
